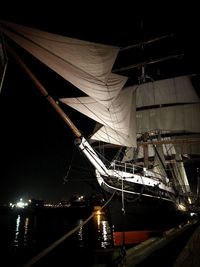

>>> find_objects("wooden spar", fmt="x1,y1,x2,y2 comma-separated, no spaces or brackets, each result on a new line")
6,44,82,139
137,138,200,146
93,138,200,149
113,54,184,73
120,34,174,51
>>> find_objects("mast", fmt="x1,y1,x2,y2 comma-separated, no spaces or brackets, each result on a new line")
143,132,149,168
197,168,200,202
6,44,109,176
138,138,200,146
6,44,82,139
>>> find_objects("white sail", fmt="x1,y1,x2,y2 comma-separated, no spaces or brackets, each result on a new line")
60,87,137,147
122,75,200,165
60,74,200,148
60,75,200,150
136,103,200,134
134,75,200,134
1,22,198,192
129,75,200,108
92,76,200,146
1,21,127,107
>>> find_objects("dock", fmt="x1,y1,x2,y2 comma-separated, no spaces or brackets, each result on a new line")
173,223,200,267
20,219,200,266
92,220,200,267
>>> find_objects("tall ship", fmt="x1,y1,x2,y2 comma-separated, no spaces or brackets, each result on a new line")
1,21,200,246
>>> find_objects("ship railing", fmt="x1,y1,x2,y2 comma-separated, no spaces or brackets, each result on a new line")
110,160,143,175
110,160,169,184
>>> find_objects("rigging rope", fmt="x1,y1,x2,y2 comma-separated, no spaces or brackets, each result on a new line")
63,146,76,183
121,177,125,214
22,190,116,267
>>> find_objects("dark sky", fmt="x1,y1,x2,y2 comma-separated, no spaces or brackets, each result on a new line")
0,4,200,204
0,60,97,204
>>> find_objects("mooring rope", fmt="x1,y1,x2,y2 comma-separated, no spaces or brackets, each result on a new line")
23,190,116,267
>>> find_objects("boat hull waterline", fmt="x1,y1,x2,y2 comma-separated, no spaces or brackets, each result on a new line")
95,169,190,246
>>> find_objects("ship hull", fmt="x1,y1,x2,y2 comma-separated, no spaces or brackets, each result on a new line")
100,185,190,246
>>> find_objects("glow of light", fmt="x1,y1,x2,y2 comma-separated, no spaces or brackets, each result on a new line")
177,203,186,211
16,199,28,208
188,197,192,204
10,203,15,208
190,212,197,217
95,209,102,226
96,210,101,215
16,201,25,208
97,214,101,226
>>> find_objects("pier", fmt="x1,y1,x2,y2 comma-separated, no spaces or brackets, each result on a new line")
92,220,200,266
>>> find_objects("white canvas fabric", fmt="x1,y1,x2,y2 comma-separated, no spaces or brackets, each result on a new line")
126,75,199,108
1,21,127,107
136,103,200,133
60,87,137,147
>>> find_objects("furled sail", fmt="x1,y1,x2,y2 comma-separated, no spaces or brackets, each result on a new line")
0,20,127,107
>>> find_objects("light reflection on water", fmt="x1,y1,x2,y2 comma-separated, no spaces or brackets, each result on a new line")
2,209,112,266
75,212,112,248
12,209,112,251
13,215,30,248
101,220,111,248
24,217,29,246
77,219,84,242
93,209,112,248
14,215,21,247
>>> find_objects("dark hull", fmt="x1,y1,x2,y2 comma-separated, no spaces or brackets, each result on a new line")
102,190,190,246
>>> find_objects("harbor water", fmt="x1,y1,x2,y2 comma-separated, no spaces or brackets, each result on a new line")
0,207,113,266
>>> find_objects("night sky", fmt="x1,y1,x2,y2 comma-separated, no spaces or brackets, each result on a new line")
0,4,200,204
0,59,97,204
